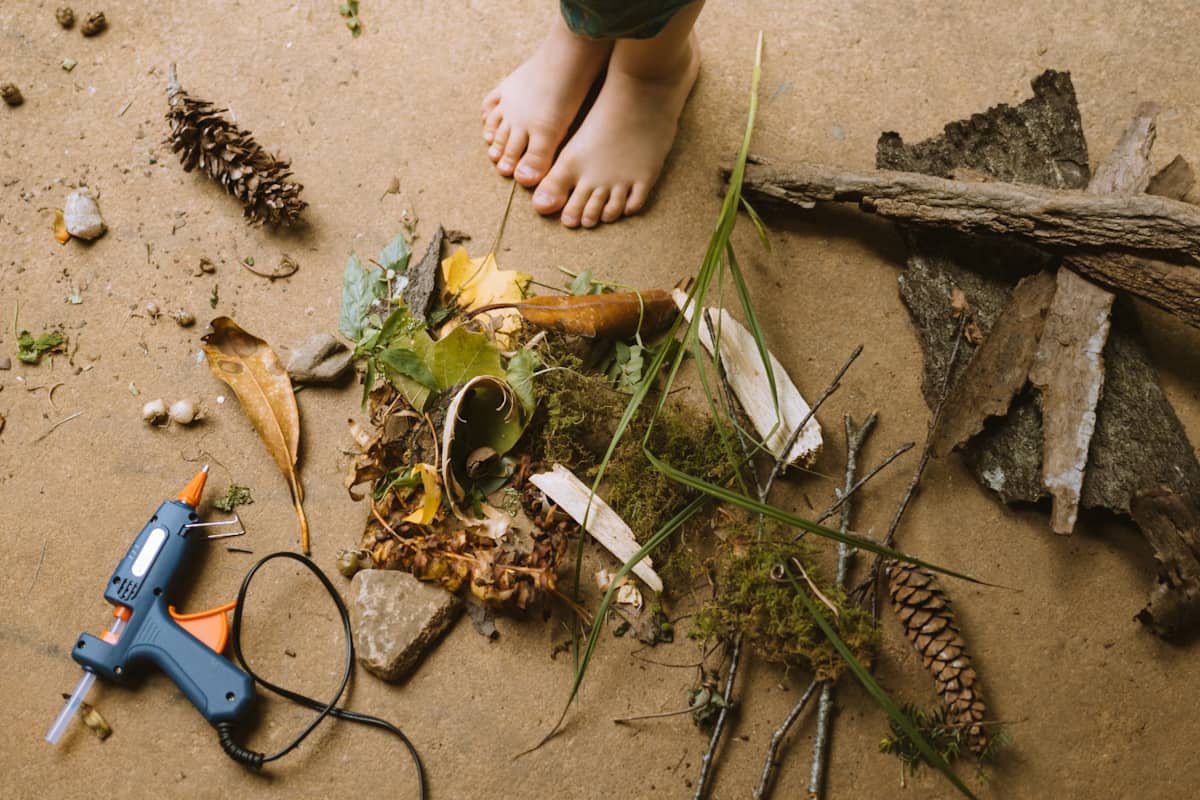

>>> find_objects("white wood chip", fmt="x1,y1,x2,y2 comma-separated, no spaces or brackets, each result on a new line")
530,464,663,593
673,289,822,466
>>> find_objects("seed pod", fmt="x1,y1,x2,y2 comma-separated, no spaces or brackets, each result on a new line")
142,398,167,424
81,11,106,36
170,309,195,327
886,560,989,754
56,7,75,28
1,83,23,107
168,398,198,425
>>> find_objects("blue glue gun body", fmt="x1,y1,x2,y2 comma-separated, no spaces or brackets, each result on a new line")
71,499,254,726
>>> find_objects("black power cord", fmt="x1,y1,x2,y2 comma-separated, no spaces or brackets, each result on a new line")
215,551,426,799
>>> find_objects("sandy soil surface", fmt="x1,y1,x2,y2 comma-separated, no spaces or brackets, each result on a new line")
4,2,1200,798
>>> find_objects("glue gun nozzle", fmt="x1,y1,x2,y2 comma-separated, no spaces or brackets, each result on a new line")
177,465,209,508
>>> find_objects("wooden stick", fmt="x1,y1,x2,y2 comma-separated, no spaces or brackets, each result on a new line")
736,159,1200,260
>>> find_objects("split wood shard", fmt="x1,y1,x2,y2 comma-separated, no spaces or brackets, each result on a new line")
672,289,822,466
529,464,663,593
1031,103,1158,534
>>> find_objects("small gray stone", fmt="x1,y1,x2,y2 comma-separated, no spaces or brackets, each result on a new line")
351,569,462,682
63,187,106,240
286,333,353,384
0,355,10,370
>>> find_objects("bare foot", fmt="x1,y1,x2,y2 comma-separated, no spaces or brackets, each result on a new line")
482,17,611,187
531,33,700,227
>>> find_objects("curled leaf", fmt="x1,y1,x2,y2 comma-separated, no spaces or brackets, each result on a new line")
470,289,677,340
201,317,310,553
402,463,442,525
53,209,71,244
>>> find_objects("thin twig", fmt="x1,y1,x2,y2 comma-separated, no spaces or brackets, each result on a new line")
33,410,82,442
762,345,863,497
754,413,876,799
808,413,876,799
693,634,742,800
752,678,822,799
860,319,967,618
813,441,913,527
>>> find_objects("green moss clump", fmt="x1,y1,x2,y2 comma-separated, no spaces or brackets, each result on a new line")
692,538,877,679
528,345,727,542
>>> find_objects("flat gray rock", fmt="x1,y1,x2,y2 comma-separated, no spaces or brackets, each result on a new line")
286,332,353,384
351,569,462,682
64,187,106,240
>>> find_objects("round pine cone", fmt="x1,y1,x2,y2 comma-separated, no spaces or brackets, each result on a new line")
1,83,23,107
81,11,106,36
56,7,75,28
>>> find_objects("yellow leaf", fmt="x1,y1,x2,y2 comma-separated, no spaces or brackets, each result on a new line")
442,246,530,347
402,463,443,526
53,209,70,244
201,317,310,553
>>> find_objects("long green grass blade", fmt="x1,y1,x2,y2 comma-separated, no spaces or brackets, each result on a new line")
726,242,779,419
644,450,990,586
541,31,767,748
780,567,978,800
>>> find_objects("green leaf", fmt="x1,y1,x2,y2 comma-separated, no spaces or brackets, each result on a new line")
17,329,66,364
505,349,540,415
377,347,437,389
339,253,377,342
780,567,978,799
612,342,646,395
428,326,504,389
566,269,595,296
459,379,526,455
382,332,434,410
360,357,377,408
379,234,412,274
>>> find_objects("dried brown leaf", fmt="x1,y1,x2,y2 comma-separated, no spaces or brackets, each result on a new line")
202,317,309,552
470,289,677,339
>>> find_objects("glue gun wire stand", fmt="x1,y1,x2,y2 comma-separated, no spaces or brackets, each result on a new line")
217,550,426,800
47,468,426,800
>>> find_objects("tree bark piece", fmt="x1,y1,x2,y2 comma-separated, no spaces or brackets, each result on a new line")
1131,488,1200,640
1027,103,1158,534
1027,269,1114,534
738,159,1200,261
1147,155,1196,203
882,69,1200,638
1064,249,1200,328
931,271,1057,458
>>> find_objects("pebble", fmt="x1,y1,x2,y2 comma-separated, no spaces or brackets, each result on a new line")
63,187,106,240
351,569,462,682
0,356,11,370
286,333,353,384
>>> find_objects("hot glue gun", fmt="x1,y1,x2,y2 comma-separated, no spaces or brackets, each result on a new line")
46,466,254,744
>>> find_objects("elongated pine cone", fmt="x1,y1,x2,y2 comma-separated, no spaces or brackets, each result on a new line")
164,66,306,225
887,560,988,754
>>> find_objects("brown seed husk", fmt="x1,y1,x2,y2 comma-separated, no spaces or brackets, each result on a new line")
1,83,24,107
56,7,75,28
887,560,989,754
165,66,306,226
81,11,106,36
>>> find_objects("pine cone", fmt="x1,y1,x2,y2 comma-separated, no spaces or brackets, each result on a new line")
165,66,306,226
56,7,75,28
886,560,988,754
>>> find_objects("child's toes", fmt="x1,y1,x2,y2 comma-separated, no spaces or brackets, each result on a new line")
532,172,572,216
559,184,593,228
513,132,555,187
483,108,504,144
488,122,511,162
602,186,629,223
497,129,529,176
625,182,650,216
581,188,610,228
482,88,500,116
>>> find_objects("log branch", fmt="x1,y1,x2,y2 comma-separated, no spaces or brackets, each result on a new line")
736,159,1200,261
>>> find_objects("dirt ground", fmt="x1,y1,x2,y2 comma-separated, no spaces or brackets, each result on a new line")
4,1,1200,798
